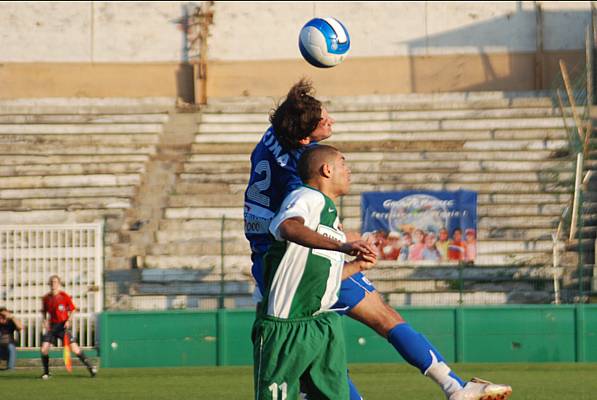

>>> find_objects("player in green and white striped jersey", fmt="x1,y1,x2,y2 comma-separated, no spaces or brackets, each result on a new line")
253,145,377,400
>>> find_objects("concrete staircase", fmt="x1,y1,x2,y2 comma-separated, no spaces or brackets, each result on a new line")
141,91,577,308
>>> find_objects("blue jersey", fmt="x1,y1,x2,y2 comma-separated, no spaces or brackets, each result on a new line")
244,127,313,255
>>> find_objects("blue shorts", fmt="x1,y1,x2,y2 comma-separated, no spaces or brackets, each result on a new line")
333,272,377,314
252,253,376,313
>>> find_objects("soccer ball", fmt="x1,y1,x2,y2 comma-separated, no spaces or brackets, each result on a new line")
299,17,350,68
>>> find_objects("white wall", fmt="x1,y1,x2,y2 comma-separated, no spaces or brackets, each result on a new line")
0,1,592,63
0,1,198,62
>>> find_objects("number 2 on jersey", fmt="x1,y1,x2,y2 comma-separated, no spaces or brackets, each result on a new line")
247,160,271,207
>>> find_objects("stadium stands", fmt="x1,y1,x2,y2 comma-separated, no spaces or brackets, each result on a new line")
0,97,172,271
2,93,589,309
145,92,578,307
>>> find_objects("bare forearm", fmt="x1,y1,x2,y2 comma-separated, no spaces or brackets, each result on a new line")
280,219,342,251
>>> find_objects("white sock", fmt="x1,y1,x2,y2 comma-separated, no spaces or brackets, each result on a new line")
424,351,464,397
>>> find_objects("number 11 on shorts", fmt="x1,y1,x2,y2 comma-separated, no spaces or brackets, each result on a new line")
268,382,288,400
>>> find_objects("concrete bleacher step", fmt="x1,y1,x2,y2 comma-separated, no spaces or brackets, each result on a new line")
0,134,159,147
0,113,169,124
0,154,150,165
0,162,146,177
0,209,125,230
0,97,175,115
147,238,249,256
0,186,137,200
188,182,569,201
0,143,157,155
199,107,565,124
0,174,141,189
0,123,163,134
191,139,569,155
178,170,572,185
155,228,245,243
195,133,569,148
142,254,251,270
343,150,568,161
202,91,556,112
0,197,132,211
182,159,574,174
197,119,567,135
365,262,560,280
346,181,571,193
166,192,569,209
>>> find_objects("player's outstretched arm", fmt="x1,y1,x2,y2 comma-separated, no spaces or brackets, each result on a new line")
279,217,375,256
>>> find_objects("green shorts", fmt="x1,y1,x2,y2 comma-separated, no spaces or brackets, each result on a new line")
252,312,348,400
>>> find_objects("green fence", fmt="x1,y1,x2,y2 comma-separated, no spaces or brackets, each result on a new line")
97,305,597,368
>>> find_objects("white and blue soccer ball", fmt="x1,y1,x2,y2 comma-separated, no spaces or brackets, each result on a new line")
299,17,350,68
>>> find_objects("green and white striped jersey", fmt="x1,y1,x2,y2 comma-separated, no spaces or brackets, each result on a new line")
261,185,346,319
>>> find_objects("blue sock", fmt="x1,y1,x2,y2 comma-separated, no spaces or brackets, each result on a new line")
348,374,362,400
387,323,465,388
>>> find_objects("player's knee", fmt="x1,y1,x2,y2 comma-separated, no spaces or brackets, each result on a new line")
373,304,405,334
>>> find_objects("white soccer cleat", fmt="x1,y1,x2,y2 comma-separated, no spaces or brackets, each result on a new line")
449,377,512,400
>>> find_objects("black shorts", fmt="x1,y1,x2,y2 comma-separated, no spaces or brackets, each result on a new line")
42,322,77,345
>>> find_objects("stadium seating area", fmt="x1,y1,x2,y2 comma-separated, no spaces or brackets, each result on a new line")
144,92,578,307
0,97,172,267
1,92,588,309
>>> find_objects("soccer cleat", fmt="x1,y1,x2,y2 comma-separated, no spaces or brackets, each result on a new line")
40,373,51,380
449,377,512,400
88,365,97,377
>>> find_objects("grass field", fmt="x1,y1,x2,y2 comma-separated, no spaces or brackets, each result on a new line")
1,363,595,399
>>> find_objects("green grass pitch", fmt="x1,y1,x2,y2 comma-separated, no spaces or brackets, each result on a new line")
2,363,595,399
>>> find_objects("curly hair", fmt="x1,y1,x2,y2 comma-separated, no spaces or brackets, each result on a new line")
269,79,322,150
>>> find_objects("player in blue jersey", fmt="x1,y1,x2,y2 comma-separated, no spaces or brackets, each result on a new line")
244,79,512,400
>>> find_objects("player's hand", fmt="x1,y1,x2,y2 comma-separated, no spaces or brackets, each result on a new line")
43,320,50,332
339,240,375,257
65,320,71,329
354,251,377,271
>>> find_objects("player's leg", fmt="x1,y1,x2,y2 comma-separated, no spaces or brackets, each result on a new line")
346,279,511,400
40,329,53,379
337,273,465,398
348,291,465,395
0,345,7,369
252,317,310,400
301,374,360,400
299,313,349,400
67,332,97,377
6,342,16,370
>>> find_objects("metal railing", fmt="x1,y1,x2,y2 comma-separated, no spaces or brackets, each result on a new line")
0,223,104,349
550,22,596,304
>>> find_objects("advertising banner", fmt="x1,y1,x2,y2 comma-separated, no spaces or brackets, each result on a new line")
361,190,477,263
